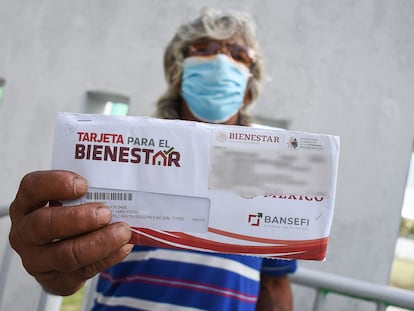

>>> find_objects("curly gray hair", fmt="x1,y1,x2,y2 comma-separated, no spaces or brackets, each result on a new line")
154,8,263,125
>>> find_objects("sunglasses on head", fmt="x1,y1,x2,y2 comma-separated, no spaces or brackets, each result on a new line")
185,39,256,70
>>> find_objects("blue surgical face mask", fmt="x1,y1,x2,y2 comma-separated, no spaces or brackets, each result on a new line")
181,54,251,123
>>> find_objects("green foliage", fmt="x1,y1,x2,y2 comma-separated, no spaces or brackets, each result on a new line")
400,218,414,237
60,287,85,311
390,257,414,291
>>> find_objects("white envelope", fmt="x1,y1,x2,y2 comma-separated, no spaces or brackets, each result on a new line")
52,112,340,260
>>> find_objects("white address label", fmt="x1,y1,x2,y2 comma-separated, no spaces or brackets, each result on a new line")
80,187,210,233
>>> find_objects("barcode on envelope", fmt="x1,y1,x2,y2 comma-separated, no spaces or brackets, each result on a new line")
85,192,133,201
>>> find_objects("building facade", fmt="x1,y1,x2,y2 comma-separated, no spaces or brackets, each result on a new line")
1,1,414,310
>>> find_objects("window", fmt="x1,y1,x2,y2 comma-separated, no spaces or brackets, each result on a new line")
103,101,129,116
84,91,129,116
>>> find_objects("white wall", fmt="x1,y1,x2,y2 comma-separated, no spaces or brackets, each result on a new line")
1,0,413,310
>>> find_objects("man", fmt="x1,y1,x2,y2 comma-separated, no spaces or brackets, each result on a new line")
9,8,296,311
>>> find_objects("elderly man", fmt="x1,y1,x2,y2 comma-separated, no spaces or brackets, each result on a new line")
9,8,296,311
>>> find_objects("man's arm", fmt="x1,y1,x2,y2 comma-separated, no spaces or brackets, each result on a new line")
255,274,293,311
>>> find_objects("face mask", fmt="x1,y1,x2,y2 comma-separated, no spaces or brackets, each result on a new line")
181,54,251,123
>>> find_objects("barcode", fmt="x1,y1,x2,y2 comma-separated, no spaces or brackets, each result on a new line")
85,192,133,201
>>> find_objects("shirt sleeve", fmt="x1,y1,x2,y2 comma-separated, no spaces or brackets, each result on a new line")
261,259,297,277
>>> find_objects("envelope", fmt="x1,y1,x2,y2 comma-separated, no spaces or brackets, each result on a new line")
52,112,340,260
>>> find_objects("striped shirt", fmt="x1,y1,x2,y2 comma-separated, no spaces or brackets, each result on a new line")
91,246,297,311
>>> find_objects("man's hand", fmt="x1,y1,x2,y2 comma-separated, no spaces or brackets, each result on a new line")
8,170,133,296
256,275,293,311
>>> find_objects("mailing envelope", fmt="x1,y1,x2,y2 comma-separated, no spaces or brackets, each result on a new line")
52,112,340,260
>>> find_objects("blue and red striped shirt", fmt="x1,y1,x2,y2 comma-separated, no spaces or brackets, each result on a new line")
92,246,297,310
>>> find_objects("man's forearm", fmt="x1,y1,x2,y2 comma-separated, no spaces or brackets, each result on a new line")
255,275,293,311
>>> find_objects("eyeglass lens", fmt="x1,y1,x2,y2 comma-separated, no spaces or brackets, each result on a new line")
189,41,254,67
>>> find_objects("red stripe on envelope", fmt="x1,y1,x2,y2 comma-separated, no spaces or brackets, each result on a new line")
129,227,328,260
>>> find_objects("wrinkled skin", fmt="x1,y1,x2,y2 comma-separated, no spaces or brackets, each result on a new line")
8,170,133,296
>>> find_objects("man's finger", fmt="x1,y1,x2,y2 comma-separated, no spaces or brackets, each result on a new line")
21,203,112,245
10,170,88,216
22,223,132,274
35,243,134,296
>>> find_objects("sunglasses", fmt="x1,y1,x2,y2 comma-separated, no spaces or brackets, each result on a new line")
185,40,256,69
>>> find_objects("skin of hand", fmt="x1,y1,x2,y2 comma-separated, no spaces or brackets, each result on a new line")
255,274,293,311
8,170,133,296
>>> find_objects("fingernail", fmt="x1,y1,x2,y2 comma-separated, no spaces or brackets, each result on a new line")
73,176,88,196
116,223,132,244
96,206,111,226
122,244,134,254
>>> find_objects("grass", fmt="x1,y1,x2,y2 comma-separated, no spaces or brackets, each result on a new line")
390,257,414,291
60,286,85,311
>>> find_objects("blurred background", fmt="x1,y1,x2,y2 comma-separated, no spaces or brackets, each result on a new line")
0,0,413,310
